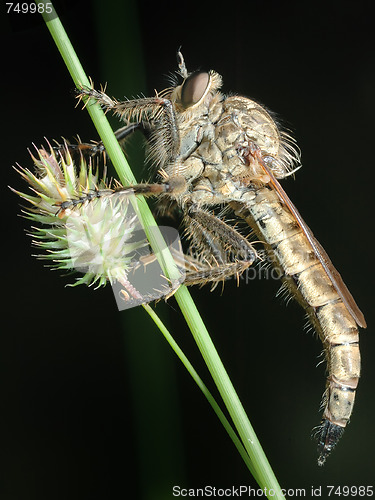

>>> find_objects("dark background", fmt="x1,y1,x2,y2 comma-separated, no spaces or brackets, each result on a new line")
2,1,374,498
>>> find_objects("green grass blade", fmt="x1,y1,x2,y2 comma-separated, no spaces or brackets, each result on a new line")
143,304,255,475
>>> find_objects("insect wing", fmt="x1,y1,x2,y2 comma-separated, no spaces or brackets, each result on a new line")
259,159,366,329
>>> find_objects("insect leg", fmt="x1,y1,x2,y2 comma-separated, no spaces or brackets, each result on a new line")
53,123,143,159
77,85,180,164
182,205,259,287
55,179,174,217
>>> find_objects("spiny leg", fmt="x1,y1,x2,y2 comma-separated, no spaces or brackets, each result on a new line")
182,204,259,287
54,182,167,216
77,85,180,165
52,122,144,160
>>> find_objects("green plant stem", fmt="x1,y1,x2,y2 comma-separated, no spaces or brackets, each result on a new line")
41,3,285,498
143,304,255,474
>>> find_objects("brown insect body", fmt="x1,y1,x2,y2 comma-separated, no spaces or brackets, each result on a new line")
71,53,365,465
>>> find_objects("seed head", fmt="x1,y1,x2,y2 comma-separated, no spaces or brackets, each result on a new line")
11,143,147,291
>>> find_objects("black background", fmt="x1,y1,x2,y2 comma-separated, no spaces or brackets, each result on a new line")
3,1,374,498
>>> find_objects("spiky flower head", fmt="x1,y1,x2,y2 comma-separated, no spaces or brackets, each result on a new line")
11,143,148,299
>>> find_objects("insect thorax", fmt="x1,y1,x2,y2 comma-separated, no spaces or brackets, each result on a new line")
160,89,297,208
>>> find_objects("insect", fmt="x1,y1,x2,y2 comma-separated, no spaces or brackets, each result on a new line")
58,51,366,465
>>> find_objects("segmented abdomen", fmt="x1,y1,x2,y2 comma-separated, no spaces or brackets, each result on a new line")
231,187,360,465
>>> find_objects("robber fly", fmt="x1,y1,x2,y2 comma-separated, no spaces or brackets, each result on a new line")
58,52,366,465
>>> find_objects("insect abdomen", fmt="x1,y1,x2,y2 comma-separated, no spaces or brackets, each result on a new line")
231,187,360,465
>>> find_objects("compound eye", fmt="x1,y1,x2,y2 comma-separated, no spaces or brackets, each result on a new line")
181,72,210,108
